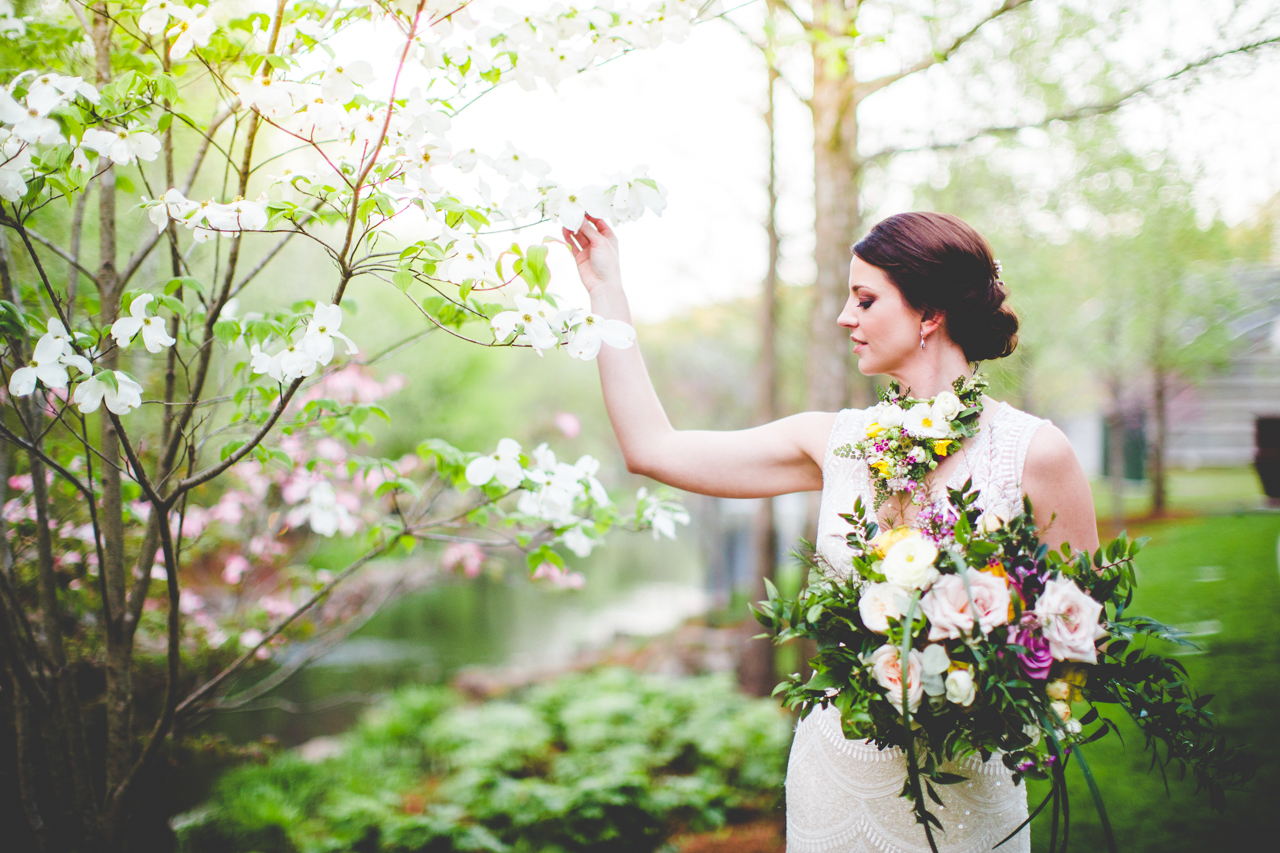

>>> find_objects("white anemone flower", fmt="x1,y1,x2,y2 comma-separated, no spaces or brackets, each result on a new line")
301,303,358,366
565,313,635,360
110,294,176,353
465,438,525,489
81,126,160,165
167,6,216,59
491,296,560,353
73,371,144,415
320,59,374,104
903,402,950,439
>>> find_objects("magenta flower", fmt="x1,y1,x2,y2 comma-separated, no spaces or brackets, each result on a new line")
1011,626,1053,681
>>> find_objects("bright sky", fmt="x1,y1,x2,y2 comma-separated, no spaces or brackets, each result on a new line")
381,1,1280,323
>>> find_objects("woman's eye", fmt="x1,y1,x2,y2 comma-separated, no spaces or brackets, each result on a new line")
859,299,873,309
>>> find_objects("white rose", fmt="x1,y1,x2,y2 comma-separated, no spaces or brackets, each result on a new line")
1033,577,1108,664
1050,699,1072,722
931,391,963,422
864,402,905,437
858,582,905,633
880,534,940,591
920,643,950,697
903,402,950,438
870,644,924,713
945,668,977,706
975,508,1009,534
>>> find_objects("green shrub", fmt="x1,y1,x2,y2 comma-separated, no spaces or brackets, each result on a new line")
178,670,791,853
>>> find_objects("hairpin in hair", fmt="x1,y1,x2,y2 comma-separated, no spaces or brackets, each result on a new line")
993,259,1003,275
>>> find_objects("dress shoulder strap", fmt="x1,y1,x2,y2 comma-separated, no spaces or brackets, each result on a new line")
822,407,867,476
971,403,1050,517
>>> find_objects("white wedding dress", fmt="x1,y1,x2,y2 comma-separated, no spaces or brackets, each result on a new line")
786,401,1047,853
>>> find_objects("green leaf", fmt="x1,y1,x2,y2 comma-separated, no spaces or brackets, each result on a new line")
392,268,414,292
213,319,240,347
95,369,119,394
165,276,203,297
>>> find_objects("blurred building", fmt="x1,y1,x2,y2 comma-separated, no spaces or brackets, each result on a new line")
1164,265,1280,468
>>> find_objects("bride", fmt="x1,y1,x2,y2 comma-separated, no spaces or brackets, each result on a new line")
562,209,1099,852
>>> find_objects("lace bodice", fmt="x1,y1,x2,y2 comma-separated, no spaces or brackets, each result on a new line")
814,401,1048,578
787,400,1047,853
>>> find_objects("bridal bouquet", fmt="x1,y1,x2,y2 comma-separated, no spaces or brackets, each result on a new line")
754,487,1253,853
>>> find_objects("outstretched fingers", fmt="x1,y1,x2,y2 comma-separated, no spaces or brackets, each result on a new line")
562,227,583,255
584,214,615,241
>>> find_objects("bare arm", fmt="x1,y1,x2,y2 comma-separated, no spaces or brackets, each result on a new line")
1022,424,1100,555
563,216,832,498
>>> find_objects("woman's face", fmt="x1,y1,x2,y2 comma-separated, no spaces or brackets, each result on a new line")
837,254,925,376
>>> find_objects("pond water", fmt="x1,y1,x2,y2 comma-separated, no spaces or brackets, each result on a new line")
207,532,706,747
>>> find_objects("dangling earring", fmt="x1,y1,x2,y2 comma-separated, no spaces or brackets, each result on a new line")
919,328,926,350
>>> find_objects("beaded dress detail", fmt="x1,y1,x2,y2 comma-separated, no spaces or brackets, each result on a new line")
786,402,1047,853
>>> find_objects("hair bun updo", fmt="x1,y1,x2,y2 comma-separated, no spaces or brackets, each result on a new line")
852,212,1019,362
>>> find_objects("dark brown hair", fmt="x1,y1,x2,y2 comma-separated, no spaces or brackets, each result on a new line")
852,212,1018,362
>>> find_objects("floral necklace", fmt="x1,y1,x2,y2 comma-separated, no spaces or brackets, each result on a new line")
834,372,987,510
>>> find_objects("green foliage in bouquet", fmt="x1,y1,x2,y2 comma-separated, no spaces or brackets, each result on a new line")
753,486,1255,853
176,669,790,853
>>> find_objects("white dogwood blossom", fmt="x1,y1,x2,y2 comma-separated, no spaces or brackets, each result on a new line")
110,294,175,353
302,303,358,365
73,371,144,415
321,59,373,104
167,6,216,59
465,438,525,489
7,318,92,396
81,126,161,166
565,312,636,360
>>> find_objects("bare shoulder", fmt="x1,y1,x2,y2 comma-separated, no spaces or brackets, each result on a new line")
1020,420,1100,552
1023,422,1079,479
781,410,841,466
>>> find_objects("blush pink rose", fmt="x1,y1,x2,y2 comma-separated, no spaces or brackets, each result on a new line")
869,644,924,713
1033,577,1107,664
919,569,1011,641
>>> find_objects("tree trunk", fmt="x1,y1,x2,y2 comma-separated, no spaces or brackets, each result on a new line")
807,5,862,414
92,9,134,843
1151,362,1168,516
739,65,782,698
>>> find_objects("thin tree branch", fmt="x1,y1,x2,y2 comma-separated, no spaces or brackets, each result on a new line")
5,225,101,289
855,0,1034,103
175,538,396,717
866,33,1280,159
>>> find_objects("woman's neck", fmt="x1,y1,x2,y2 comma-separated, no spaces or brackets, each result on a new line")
885,345,972,399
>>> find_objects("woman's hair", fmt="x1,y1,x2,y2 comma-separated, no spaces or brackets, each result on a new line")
852,212,1018,362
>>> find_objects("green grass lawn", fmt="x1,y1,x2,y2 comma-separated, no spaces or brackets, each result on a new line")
1026,511,1280,852
1090,467,1268,521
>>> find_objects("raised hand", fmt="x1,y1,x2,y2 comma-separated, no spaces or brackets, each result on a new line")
562,214,622,295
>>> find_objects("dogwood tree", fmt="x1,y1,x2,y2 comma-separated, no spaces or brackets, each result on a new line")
0,0,707,848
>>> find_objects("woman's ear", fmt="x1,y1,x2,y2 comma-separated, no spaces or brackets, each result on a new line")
920,311,944,337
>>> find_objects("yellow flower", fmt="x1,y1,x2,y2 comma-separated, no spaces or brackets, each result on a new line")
869,525,916,558
870,459,893,476
933,439,953,456
865,422,885,438
1059,663,1088,701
